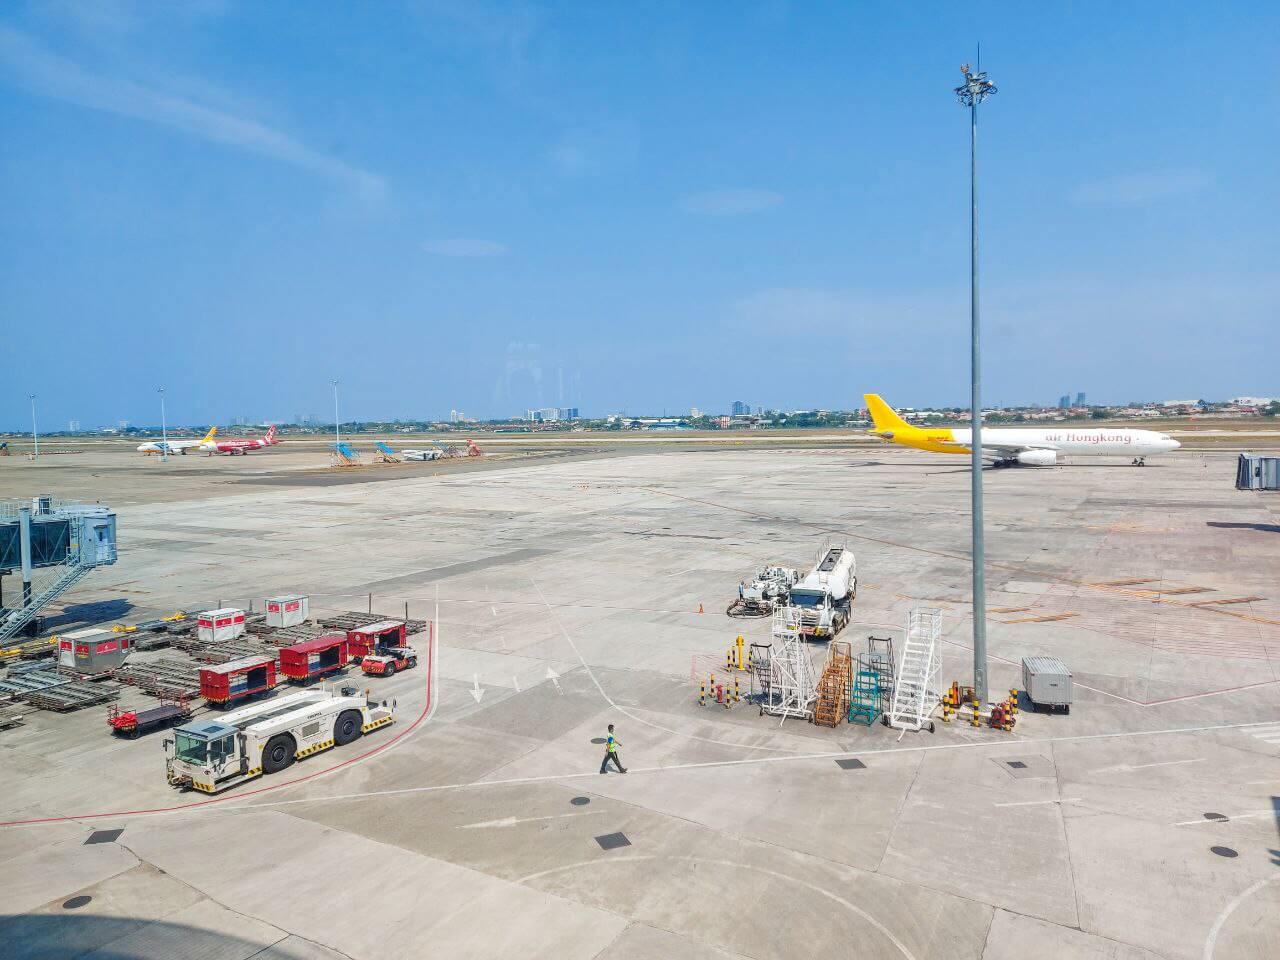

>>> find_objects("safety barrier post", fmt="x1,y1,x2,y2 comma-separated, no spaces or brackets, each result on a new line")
699,682,706,706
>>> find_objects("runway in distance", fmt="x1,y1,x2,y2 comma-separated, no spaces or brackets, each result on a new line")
136,427,216,456
864,394,1180,466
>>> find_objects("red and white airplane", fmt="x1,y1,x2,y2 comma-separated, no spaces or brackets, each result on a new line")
202,425,280,456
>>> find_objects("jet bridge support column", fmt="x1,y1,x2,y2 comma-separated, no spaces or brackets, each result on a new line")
18,507,34,636
19,507,32,608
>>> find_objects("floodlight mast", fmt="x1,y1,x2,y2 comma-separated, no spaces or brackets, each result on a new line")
954,61,996,704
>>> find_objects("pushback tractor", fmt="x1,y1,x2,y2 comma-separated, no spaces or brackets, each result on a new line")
164,688,395,794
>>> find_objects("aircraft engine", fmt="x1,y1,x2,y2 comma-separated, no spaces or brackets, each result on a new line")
1016,449,1058,466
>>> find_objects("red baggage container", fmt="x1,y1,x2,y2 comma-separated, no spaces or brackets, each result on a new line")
346,620,407,661
200,655,277,705
279,634,348,682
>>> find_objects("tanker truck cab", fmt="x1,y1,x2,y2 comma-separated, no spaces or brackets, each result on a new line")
788,546,857,638
164,688,395,794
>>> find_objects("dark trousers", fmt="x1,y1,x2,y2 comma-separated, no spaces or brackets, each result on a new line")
600,751,624,773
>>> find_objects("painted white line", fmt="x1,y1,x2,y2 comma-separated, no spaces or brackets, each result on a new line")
993,798,1082,808
1203,875,1280,960
1174,810,1277,827
1244,778,1280,785
1092,757,1206,774
518,856,919,960
460,811,598,830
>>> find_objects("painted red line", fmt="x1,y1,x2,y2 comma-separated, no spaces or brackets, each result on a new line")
0,623,435,829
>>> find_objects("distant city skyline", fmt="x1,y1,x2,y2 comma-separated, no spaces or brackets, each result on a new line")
8,391,1273,434
0,4,1275,430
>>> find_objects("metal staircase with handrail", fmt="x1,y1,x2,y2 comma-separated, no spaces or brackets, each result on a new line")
0,506,117,644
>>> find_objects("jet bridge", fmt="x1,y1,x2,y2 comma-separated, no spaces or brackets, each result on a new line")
0,496,117,643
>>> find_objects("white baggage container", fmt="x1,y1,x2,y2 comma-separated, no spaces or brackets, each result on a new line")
197,608,246,643
58,627,131,676
265,594,309,628
1022,656,1072,713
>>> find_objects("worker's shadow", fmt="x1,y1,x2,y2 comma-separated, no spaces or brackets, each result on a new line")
1207,521,1280,534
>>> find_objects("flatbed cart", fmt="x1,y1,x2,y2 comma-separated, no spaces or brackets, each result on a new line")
109,698,193,739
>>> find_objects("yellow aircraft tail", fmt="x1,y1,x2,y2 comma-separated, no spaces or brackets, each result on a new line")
202,426,217,443
863,394,912,436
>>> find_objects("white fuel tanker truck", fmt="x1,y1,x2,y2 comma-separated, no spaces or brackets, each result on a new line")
787,545,857,638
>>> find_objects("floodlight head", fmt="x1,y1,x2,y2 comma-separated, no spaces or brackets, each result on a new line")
955,67,996,107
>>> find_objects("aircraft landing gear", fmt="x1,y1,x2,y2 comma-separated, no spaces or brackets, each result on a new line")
1131,457,1146,467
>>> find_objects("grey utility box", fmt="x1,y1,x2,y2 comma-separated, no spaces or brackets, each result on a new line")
1022,656,1072,714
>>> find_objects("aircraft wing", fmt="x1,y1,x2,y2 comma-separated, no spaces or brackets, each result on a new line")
936,439,1059,461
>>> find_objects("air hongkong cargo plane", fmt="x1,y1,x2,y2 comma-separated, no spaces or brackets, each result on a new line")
864,394,1179,466
202,425,280,456
137,427,216,456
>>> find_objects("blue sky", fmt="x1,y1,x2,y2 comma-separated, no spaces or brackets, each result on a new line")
1,1,1276,428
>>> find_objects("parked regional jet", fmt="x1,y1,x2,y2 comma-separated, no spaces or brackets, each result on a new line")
203,425,280,455
137,427,216,456
864,394,1179,466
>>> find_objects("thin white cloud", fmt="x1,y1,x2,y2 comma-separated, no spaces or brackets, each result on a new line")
0,27,384,197
1072,170,1208,204
422,238,509,257
682,188,783,216
545,126,639,178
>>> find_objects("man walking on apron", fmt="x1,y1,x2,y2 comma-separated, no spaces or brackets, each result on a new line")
599,723,627,774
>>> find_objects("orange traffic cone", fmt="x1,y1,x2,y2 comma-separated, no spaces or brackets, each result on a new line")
697,603,704,614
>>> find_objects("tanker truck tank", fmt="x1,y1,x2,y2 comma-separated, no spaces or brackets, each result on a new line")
787,545,857,638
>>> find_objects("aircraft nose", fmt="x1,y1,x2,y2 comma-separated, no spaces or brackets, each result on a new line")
1166,437,1181,451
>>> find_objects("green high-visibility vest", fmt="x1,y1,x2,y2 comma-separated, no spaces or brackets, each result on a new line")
606,734,619,753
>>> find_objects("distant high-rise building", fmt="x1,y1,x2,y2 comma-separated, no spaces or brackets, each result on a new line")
755,405,763,415
118,419,130,429
731,400,748,416
690,407,702,418
562,407,579,420
68,419,80,432
1075,392,1086,407
1058,395,1070,409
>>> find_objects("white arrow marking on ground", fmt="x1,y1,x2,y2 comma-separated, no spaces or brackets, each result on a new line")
993,797,1083,808
546,666,562,695
460,811,597,830
1092,757,1205,774
512,675,520,693
470,674,485,704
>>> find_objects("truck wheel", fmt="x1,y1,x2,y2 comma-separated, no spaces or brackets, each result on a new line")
383,662,396,676
333,710,362,746
262,734,296,773
407,657,417,669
